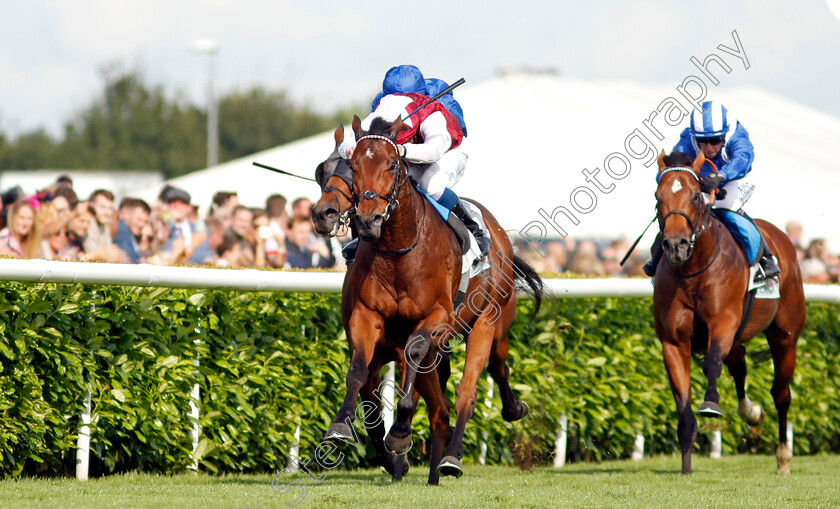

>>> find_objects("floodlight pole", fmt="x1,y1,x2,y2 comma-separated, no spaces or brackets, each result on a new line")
192,39,219,168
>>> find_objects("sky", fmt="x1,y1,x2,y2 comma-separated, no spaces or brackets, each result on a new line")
2,0,840,138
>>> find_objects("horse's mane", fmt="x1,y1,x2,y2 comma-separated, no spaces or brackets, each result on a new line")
367,117,399,139
663,151,693,168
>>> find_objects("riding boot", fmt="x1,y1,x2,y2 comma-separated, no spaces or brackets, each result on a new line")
758,238,781,280
643,232,663,277
738,210,781,280
342,237,359,264
451,199,491,258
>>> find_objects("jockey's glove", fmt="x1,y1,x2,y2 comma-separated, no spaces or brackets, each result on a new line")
700,173,725,194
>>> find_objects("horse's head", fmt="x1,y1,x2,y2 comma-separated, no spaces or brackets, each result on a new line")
655,150,709,267
349,114,407,241
312,124,355,236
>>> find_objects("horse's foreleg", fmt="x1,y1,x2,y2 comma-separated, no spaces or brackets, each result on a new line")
766,324,798,475
385,307,449,455
414,370,450,485
325,307,382,441
698,315,738,417
724,344,765,426
663,341,697,474
359,360,409,481
438,317,495,478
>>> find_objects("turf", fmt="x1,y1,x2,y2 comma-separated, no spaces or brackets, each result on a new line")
2,455,839,508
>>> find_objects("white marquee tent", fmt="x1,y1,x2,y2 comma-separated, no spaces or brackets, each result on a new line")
136,74,840,251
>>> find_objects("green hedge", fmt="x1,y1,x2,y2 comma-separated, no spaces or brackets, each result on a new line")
0,281,838,478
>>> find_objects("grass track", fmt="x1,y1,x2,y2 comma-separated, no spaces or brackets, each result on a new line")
2,455,839,508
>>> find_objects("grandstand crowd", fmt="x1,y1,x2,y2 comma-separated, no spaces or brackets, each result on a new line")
0,175,837,283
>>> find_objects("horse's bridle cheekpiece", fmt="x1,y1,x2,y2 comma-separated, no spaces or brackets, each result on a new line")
657,166,719,277
353,134,408,223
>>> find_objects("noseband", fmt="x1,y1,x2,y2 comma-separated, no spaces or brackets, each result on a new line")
352,135,409,223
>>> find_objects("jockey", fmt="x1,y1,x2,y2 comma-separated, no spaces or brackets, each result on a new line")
340,64,490,258
644,100,781,281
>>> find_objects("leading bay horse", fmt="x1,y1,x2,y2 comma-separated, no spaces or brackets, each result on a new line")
311,126,453,484
324,114,544,481
653,150,805,475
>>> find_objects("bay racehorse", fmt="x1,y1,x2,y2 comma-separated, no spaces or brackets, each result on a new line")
311,126,454,483
653,150,805,474
325,114,544,481
312,125,355,237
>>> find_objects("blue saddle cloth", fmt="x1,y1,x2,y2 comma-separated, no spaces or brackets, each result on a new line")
713,209,761,264
415,185,450,221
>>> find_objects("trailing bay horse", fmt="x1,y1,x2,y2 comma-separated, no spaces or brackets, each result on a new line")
311,125,355,237
653,150,805,475
324,114,544,481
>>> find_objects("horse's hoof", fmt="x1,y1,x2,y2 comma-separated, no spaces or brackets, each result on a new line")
697,401,723,418
738,401,765,427
387,456,410,481
437,456,464,478
324,422,353,441
502,400,530,422
776,443,792,475
385,433,413,456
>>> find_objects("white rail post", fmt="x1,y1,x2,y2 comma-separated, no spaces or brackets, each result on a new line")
710,430,722,459
188,329,201,471
787,422,794,452
382,362,396,432
478,374,494,465
631,431,645,461
286,425,302,472
75,389,92,480
554,414,568,468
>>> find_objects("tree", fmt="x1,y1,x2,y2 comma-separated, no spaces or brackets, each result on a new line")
0,68,354,178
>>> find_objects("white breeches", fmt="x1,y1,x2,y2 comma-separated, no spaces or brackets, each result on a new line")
407,143,468,201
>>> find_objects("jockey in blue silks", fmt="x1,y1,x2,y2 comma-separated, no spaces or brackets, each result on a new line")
342,64,489,259
644,100,781,281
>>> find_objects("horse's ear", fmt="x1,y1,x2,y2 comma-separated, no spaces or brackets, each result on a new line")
352,115,362,140
691,151,706,174
657,150,667,173
390,115,407,141
334,124,344,146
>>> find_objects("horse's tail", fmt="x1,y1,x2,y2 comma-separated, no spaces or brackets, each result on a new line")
513,255,545,317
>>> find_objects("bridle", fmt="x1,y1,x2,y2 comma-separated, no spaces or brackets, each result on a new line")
657,167,719,277
318,154,356,236
351,134,424,255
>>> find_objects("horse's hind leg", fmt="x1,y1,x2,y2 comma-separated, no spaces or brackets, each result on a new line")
766,323,799,475
488,333,529,422
724,344,765,426
438,318,496,478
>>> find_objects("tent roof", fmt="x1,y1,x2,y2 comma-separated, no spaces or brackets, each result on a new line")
137,74,840,250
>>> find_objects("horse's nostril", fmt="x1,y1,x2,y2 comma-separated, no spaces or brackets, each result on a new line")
325,208,338,219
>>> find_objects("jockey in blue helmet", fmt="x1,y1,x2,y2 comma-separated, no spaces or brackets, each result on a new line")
342,65,489,259
644,100,781,281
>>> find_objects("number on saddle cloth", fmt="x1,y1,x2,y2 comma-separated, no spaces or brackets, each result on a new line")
713,209,762,264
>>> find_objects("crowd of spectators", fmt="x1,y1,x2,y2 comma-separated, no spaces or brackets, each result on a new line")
0,175,345,270
0,175,838,283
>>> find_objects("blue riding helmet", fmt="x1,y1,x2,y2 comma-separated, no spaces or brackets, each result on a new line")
371,65,427,111
689,101,729,138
